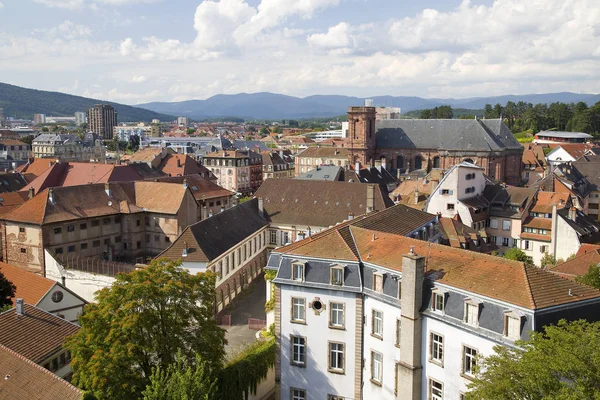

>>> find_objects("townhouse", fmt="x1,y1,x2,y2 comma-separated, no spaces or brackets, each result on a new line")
203,150,263,195
267,207,600,400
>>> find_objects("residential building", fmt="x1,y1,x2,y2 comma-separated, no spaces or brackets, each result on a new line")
0,172,28,193
267,210,600,400
0,344,82,399
254,179,396,247
261,150,295,180
87,104,117,140
114,123,151,141
32,133,105,162
0,139,32,161
573,156,600,221
437,217,497,253
548,244,600,279
295,147,350,175
0,262,86,323
532,163,593,213
33,114,46,125
203,150,263,195
0,181,200,274
521,143,547,185
297,164,397,194
390,172,442,210
158,153,214,178
0,302,80,380
74,111,86,126
156,198,268,313
533,130,592,144
344,107,523,185
545,144,595,167
177,117,189,127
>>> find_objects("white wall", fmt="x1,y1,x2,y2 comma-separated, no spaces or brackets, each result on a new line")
36,285,85,323
546,147,575,167
555,217,581,261
362,296,401,400
422,316,498,399
279,285,358,400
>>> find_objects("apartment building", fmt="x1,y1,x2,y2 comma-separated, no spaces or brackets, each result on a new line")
261,150,295,180
157,198,268,313
295,147,350,175
88,104,117,140
32,133,105,162
0,181,199,274
203,150,263,195
0,139,31,161
267,208,600,400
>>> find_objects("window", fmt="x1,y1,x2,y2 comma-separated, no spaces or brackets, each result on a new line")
372,310,383,338
396,319,401,347
103,218,111,225
523,240,530,250
447,203,455,210
330,267,343,285
432,291,445,313
328,396,344,400
330,302,344,329
502,237,509,247
505,313,522,340
291,297,305,322
430,333,444,364
136,219,141,227
115,236,122,243
54,227,62,234
51,358,58,372
55,247,63,255
489,219,498,229
104,238,110,246
328,342,344,373
59,353,66,367
19,227,25,233
371,351,383,384
92,240,100,247
291,335,306,366
441,189,450,195
292,263,304,281
502,220,511,231
465,187,475,194
373,273,383,293
540,245,547,253
464,302,479,326
91,219,99,227
20,248,26,254
154,235,160,242
291,388,306,400
81,243,88,250
513,238,518,247
67,245,75,253
67,224,75,232
115,216,122,223
463,346,478,377
80,223,87,230
429,379,444,400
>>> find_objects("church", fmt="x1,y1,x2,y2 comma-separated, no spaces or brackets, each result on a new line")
345,106,524,185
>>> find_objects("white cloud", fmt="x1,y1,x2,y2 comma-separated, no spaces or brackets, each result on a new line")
131,74,147,83
34,0,85,9
307,22,352,49
0,2,4,9
48,20,92,40
34,0,159,9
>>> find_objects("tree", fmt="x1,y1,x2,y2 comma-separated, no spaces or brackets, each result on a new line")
65,259,226,400
540,252,557,268
142,351,217,400
186,128,195,135
502,248,533,266
575,263,600,289
0,269,16,309
466,319,600,400
259,126,270,136
128,134,141,152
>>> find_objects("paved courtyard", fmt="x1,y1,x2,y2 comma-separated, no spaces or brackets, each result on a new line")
221,273,267,359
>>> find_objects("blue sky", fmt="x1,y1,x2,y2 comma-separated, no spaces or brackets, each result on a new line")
0,0,597,104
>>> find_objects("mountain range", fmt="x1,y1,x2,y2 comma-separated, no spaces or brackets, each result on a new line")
0,82,174,122
138,92,600,120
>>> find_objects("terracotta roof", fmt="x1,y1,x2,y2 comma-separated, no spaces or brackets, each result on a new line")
548,249,600,278
0,304,80,363
530,192,570,213
576,243,600,256
523,217,552,230
0,345,82,400
153,175,234,201
0,263,55,305
0,139,28,147
14,159,55,179
351,204,436,236
438,217,498,253
157,198,268,262
255,179,394,227
296,147,349,159
204,150,249,159
548,143,594,159
0,192,29,218
158,154,212,177
520,232,551,241
127,147,164,162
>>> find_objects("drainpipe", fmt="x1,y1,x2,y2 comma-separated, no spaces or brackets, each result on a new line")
551,204,558,257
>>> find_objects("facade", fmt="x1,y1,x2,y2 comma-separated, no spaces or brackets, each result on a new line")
0,181,200,274
114,123,151,141
573,156,600,221
261,150,295,180
203,150,263,195
32,133,105,162
267,209,600,400
295,147,350,175
74,111,86,126
33,114,46,125
177,117,189,127
521,143,547,185
157,198,269,313
87,104,117,140
0,139,31,161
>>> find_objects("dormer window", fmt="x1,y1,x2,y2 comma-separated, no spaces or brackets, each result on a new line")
373,273,383,293
464,298,481,327
330,266,344,286
504,311,523,340
292,262,305,282
431,288,446,313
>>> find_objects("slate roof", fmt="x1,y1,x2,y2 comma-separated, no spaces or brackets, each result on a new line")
254,179,394,227
0,173,28,193
351,203,436,236
557,209,600,240
573,159,600,190
295,166,344,181
375,118,522,151
0,345,82,400
296,147,349,159
156,199,268,262
0,304,80,363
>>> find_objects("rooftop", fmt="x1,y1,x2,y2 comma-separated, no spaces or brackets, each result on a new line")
536,131,592,139
296,147,349,159
0,263,56,305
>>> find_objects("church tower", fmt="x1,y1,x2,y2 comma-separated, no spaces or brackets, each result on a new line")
347,106,377,168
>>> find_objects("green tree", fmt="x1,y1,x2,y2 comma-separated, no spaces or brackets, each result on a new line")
484,104,494,119
142,351,217,400
0,269,16,309
128,134,141,152
41,126,49,132
186,127,196,135
540,253,557,268
66,259,226,400
20,135,34,146
502,248,533,266
575,263,600,289
467,319,600,400
259,126,270,136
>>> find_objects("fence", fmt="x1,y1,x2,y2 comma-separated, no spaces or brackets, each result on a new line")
248,318,267,330
55,254,141,277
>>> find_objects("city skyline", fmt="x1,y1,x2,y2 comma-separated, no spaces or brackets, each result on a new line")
0,0,598,105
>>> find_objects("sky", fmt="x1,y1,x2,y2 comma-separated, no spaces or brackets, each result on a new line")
0,0,599,105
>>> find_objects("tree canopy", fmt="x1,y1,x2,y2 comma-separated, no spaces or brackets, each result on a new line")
66,259,226,400
575,263,600,289
502,248,534,266
0,269,16,309
467,319,600,400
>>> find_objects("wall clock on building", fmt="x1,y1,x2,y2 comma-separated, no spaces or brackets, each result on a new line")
51,291,64,303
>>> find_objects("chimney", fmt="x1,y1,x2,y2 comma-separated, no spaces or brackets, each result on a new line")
105,183,112,198
220,206,225,213
414,189,420,205
48,188,55,204
398,252,425,400
569,206,577,221
375,159,382,171
183,178,188,189
28,187,34,199
203,205,209,220
348,212,354,220
381,157,387,170
15,299,24,315
49,161,53,168
209,209,214,218
366,184,375,213
258,197,264,216
355,161,360,172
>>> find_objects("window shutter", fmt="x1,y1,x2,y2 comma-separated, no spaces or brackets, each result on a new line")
449,190,453,195
439,189,443,195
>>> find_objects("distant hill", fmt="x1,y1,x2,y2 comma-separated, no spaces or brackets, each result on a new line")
138,92,599,120
0,82,174,122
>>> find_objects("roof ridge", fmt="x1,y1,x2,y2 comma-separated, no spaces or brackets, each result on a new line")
522,265,537,310
336,226,359,259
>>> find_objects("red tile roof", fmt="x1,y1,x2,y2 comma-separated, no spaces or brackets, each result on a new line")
158,154,211,177
548,249,600,278
153,175,234,201
0,263,55,305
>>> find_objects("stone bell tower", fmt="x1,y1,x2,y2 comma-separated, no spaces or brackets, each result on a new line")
347,106,376,168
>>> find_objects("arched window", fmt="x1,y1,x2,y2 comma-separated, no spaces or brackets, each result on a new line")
415,156,423,170
464,158,474,164
397,156,404,170
433,156,440,169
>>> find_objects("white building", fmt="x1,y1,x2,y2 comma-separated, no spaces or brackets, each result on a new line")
75,112,87,126
545,145,577,167
268,205,600,400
